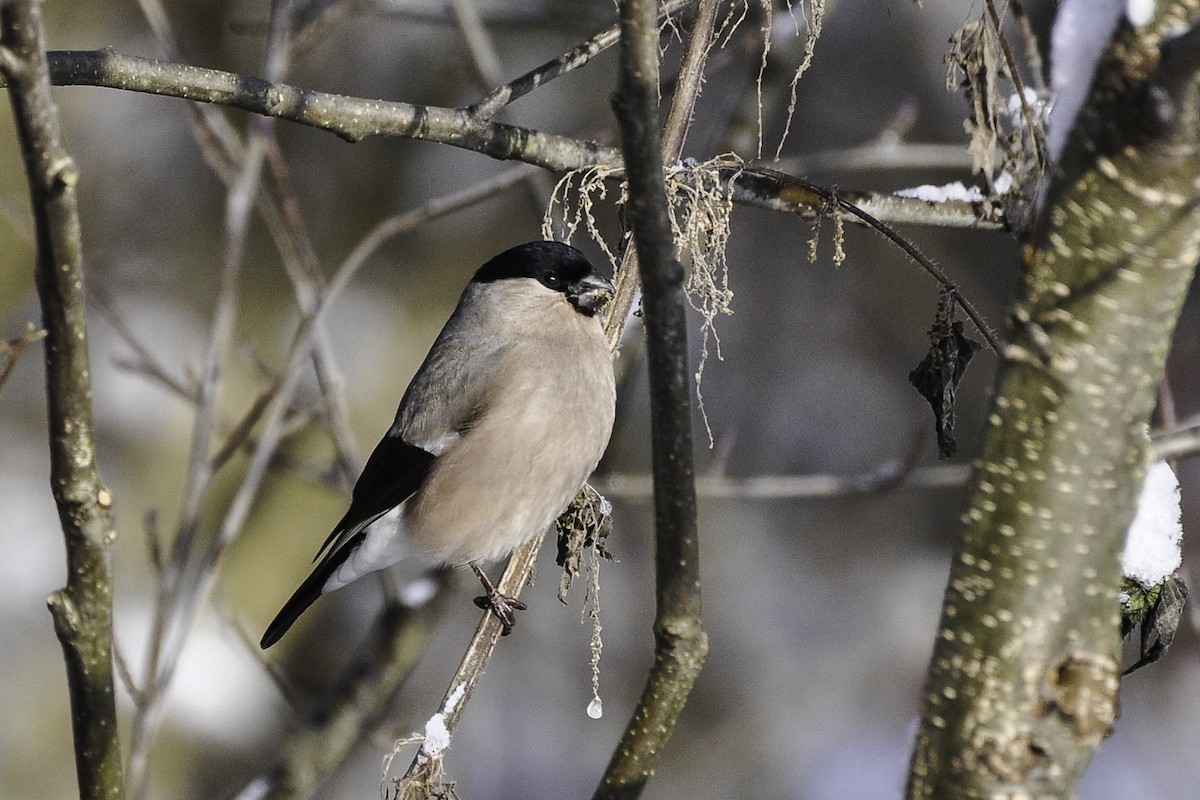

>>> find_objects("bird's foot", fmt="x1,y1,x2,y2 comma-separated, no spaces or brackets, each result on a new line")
471,563,527,635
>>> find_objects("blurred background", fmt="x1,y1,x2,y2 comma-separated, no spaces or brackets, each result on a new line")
2,1,1199,798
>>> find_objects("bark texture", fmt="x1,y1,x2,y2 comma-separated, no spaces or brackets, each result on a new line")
908,10,1200,799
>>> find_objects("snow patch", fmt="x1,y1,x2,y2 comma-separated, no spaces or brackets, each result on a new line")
993,171,1014,195
1121,461,1183,587
443,682,467,715
894,181,983,203
423,713,451,756
1126,0,1155,26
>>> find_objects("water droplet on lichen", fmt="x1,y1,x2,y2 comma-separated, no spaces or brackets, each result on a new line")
586,697,603,719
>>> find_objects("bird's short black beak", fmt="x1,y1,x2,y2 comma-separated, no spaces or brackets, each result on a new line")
568,273,615,316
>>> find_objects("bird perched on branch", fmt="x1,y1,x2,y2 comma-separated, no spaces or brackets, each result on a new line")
261,241,617,648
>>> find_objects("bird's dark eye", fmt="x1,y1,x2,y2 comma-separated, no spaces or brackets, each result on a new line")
543,274,562,289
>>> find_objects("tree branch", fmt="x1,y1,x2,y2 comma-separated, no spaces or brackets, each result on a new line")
14,49,1010,231
0,4,125,800
907,8,1200,797
37,49,619,168
593,0,709,798
601,462,972,500
393,542,546,799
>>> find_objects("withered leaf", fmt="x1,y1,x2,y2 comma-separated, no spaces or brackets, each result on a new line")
1122,573,1189,676
909,291,981,458
555,483,616,603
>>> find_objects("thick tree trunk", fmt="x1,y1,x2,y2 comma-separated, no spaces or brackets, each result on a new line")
908,12,1200,799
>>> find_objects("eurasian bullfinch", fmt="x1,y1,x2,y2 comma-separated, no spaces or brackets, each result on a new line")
260,241,616,648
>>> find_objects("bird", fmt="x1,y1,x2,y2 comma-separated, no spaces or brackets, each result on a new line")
260,241,617,648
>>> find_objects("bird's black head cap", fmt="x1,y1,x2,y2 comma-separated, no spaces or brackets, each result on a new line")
473,241,599,293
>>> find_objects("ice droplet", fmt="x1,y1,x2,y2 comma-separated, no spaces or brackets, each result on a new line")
586,697,603,719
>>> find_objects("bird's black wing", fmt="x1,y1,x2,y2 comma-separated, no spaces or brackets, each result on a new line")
314,435,437,561
259,436,435,649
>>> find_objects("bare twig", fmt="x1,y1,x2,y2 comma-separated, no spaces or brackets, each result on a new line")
604,0,724,350
125,49,272,800
292,0,361,56
983,0,1045,169
90,289,197,403
0,4,125,800
124,6,369,792
660,0,718,161
777,142,974,175
136,0,364,489
732,164,1002,352
393,547,545,799
0,322,46,394
601,462,973,500
1010,0,1046,94
467,0,696,120
450,0,503,90
1152,416,1200,461
729,169,1008,229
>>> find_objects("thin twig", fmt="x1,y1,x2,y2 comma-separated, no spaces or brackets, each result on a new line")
734,164,1001,353
467,0,696,120
393,546,544,799
729,168,1008,229
126,66,270,800
601,462,973,499
291,0,361,56
89,288,198,403
1010,1,1046,94
257,135,364,486
604,0,724,350
1,4,125,799
1152,415,1200,461
451,0,504,90
139,0,363,488
984,0,1045,170
0,322,46,394
126,9,300,794
777,142,974,175
119,6,368,784
660,0,718,160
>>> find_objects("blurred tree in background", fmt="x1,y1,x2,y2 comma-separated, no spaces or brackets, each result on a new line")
4,1,1200,799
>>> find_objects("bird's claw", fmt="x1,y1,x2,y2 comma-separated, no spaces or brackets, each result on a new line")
471,563,527,635
473,591,527,635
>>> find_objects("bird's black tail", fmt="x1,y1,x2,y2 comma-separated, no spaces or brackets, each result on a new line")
260,531,363,649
